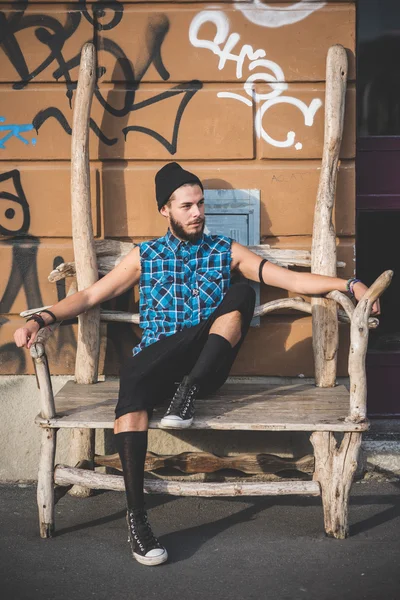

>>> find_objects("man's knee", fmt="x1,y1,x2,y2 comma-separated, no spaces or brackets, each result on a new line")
226,282,256,309
114,410,149,433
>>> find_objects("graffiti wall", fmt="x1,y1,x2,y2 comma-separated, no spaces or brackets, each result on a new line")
0,0,356,376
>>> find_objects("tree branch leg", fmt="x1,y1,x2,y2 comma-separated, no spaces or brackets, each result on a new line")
68,429,95,498
311,431,362,539
37,427,57,538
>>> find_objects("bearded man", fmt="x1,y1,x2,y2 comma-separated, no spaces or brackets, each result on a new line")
14,162,379,566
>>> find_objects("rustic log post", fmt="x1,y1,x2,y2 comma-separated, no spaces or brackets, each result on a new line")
311,45,348,387
31,282,78,536
71,43,99,383
37,427,57,538
31,341,57,537
31,347,55,421
70,42,99,497
311,431,362,539
348,270,393,422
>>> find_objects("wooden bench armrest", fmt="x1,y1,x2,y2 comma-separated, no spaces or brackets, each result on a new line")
326,290,379,329
347,270,393,423
30,341,56,420
326,290,355,321
98,299,379,329
21,282,78,349
30,321,61,349
25,283,78,420
23,295,380,329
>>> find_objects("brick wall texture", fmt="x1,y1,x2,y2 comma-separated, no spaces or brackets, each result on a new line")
0,1,356,376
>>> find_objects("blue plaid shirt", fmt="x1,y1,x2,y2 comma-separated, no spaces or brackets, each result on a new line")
133,230,232,355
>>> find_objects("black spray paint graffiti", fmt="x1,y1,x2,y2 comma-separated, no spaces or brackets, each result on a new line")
0,1,202,154
0,169,30,236
0,0,82,102
32,107,119,146
122,81,202,154
0,2,199,370
0,169,76,373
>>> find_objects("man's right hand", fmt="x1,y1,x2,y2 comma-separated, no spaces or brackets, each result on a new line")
14,322,40,350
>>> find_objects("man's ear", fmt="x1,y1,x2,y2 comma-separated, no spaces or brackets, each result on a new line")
160,205,169,218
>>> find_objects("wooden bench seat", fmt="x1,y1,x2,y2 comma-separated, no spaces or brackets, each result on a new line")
36,380,369,433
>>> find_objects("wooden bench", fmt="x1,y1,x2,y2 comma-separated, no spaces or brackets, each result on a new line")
23,43,392,541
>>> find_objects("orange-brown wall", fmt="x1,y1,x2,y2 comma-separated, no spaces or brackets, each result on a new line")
0,1,356,376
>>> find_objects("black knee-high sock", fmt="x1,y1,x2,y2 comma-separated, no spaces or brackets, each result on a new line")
114,431,148,511
188,333,232,385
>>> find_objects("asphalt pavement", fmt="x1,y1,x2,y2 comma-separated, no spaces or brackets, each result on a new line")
1,479,399,600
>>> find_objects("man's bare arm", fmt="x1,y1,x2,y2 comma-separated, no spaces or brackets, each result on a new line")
230,242,380,313
14,246,141,348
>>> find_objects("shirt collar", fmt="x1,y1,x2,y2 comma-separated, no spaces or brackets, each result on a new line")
164,228,204,251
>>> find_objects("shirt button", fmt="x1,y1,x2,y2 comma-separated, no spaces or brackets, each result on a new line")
183,257,189,264
192,288,199,296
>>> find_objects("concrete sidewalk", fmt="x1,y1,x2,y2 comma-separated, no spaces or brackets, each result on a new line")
1,481,399,600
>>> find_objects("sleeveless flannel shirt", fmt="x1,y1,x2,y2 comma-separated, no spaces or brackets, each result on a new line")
133,229,232,356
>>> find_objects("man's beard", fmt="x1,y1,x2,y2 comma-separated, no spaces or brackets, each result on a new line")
169,214,205,243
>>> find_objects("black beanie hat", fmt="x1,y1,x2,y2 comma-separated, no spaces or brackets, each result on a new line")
155,162,203,211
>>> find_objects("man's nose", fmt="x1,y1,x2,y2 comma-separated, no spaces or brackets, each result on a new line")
191,205,201,218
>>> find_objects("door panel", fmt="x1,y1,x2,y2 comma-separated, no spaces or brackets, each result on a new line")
357,0,400,416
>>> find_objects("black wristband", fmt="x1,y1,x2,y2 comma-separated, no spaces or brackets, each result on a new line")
26,314,46,329
39,309,57,324
259,258,268,284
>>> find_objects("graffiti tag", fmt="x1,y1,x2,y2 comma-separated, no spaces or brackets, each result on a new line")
234,1,327,28
0,117,36,149
189,10,322,150
0,2,200,154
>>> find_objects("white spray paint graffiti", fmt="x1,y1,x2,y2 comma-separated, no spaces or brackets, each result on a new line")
234,1,327,29
189,11,322,150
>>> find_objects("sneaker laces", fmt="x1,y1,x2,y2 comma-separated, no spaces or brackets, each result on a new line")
166,379,198,415
128,510,159,551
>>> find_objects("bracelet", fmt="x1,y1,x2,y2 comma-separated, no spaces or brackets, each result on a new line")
259,259,268,284
345,278,353,294
350,279,361,296
26,314,46,329
39,309,57,324
346,278,361,297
